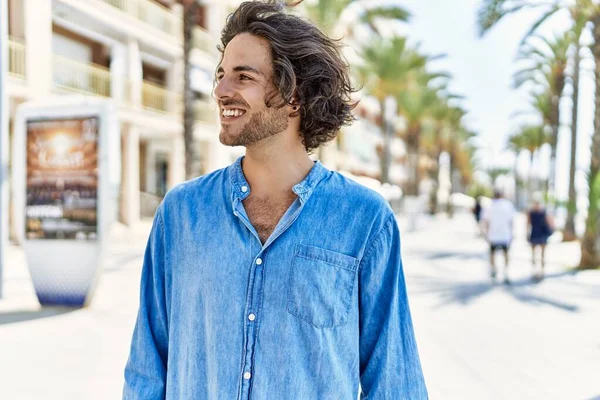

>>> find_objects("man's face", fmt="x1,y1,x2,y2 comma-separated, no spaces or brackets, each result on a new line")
214,33,289,147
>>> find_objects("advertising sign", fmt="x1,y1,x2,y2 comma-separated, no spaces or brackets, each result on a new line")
25,117,98,241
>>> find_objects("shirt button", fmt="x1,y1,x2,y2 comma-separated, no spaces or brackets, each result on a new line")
241,186,248,193
243,372,251,380
248,313,256,321
256,258,262,265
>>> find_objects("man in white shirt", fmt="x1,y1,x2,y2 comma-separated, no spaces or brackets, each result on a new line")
481,190,516,283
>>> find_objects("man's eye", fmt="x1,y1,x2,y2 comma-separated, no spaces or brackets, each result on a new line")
239,75,251,81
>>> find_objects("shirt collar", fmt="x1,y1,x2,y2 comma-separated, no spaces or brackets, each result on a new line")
229,156,329,205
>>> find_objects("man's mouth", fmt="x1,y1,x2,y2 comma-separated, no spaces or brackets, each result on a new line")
221,108,247,120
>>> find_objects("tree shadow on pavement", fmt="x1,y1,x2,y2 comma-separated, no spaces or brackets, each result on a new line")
410,275,580,312
420,250,553,267
503,286,579,312
410,276,495,308
0,307,76,325
422,251,487,262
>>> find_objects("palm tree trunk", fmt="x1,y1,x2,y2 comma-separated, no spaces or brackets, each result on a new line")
183,0,200,180
404,125,421,197
564,39,581,242
548,95,560,201
580,19,600,269
528,152,535,203
428,148,441,215
380,98,391,184
513,154,520,210
446,149,455,217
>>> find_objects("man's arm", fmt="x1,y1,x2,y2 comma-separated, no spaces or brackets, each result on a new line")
123,206,169,399
358,215,428,399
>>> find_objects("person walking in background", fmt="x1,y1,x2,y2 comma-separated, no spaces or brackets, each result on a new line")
527,193,554,281
472,196,483,236
481,190,516,284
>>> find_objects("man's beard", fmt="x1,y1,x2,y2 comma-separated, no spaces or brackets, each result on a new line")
219,106,289,147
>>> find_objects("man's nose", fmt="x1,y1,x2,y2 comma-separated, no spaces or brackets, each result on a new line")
214,76,233,100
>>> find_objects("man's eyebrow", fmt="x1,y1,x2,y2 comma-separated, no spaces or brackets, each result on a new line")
216,65,264,76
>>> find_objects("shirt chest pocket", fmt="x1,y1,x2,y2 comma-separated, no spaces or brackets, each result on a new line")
286,244,358,328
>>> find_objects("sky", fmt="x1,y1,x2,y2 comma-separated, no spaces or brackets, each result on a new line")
349,0,593,202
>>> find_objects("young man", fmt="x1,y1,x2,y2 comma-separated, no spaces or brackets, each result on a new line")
123,1,427,399
481,190,516,283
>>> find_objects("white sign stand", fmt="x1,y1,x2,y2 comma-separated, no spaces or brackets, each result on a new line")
12,97,120,306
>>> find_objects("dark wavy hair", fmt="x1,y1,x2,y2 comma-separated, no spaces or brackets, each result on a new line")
217,0,357,152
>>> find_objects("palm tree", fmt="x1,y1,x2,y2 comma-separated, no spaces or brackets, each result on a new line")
358,36,429,183
447,125,476,217
507,132,528,209
182,0,201,180
422,92,468,215
396,71,446,196
303,0,411,162
423,99,450,214
453,137,477,189
513,33,571,198
518,89,554,194
478,0,600,268
565,14,588,241
485,166,512,189
583,6,600,268
520,124,551,197
303,0,411,37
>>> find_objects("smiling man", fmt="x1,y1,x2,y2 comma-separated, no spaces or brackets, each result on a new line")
122,1,427,399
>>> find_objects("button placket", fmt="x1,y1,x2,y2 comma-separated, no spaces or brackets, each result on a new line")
240,253,265,398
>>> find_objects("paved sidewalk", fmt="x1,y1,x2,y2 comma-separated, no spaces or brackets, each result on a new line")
0,221,152,400
0,212,598,400
401,213,600,400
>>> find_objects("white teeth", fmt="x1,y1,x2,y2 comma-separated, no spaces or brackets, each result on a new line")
222,109,245,117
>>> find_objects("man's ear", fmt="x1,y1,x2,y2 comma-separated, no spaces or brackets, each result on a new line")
289,99,301,117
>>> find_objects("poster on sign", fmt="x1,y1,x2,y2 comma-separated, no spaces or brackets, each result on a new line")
25,117,99,241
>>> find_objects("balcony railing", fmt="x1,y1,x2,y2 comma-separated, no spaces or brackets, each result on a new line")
53,56,112,97
8,37,26,79
141,81,179,114
100,0,179,37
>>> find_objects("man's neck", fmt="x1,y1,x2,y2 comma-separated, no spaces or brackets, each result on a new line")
242,147,314,197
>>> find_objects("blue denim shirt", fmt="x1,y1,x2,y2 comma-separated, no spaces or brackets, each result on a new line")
123,157,427,399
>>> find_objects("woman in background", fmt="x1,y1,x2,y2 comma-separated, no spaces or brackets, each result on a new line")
527,194,554,281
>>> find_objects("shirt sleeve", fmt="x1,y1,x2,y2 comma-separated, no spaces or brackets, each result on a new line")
359,215,428,399
123,207,169,399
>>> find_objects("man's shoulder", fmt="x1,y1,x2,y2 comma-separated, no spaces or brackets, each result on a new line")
323,171,393,216
500,198,515,212
161,166,229,207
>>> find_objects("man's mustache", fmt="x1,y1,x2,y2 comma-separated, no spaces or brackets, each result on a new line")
220,99,250,108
